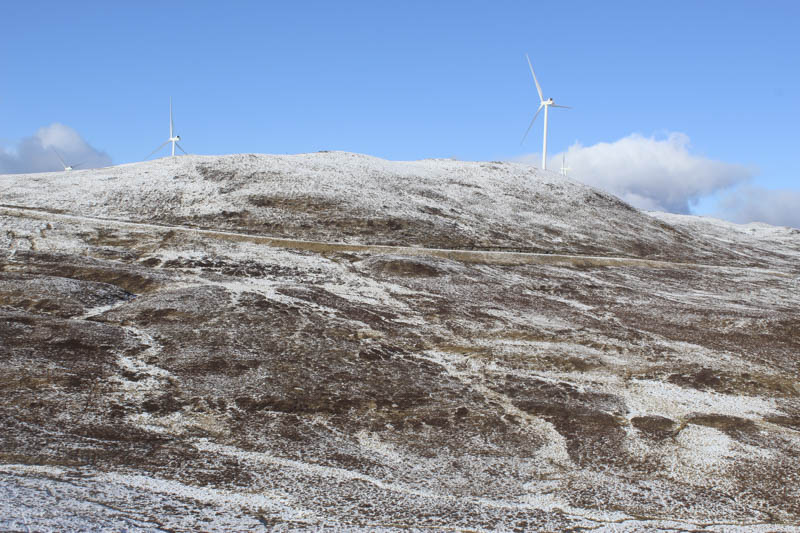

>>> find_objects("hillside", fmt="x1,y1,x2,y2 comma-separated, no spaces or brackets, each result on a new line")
1,153,799,531
5,152,788,265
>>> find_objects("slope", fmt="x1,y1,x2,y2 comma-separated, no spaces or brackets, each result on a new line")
1,153,799,531
1,151,762,264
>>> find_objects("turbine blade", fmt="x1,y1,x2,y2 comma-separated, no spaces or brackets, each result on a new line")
52,148,67,168
170,97,174,138
175,143,188,155
551,104,572,109
521,104,543,145
526,54,544,102
145,140,170,160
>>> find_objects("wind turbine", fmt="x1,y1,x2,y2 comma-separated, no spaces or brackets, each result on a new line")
521,54,571,170
560,153,571,177
52,148,80,171
146,97,187,159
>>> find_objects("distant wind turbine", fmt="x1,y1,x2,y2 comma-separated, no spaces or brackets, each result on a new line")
52,148,81,171
146,97,187,159
521,54,571,170
560,154,571,177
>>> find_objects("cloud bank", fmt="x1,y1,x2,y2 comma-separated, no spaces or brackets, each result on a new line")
718,186,800,228
519,132,755,214
0,124,111,174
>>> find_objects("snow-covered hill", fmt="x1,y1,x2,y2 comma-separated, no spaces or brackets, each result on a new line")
4,151,783,265
1,153,799,531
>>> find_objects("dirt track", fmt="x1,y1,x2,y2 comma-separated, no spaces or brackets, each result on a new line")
2,205,789,275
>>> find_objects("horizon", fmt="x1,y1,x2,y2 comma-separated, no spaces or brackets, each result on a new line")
1,149,793,231
1,1,798,227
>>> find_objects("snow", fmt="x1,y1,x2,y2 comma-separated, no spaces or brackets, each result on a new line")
2,152,800,531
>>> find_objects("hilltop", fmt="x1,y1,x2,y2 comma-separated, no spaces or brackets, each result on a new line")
1,153,799,531
5,151,795,264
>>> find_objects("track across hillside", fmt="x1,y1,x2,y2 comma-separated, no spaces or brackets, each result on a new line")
1,204,791,276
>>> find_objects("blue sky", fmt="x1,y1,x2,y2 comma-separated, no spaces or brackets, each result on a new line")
2,1,798,225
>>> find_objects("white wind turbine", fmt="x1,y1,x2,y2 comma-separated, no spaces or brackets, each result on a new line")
560,153,571,177
521,54,571,170
146,97,187,159
52,148,80,171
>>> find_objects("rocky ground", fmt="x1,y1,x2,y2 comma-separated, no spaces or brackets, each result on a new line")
1,153,799,531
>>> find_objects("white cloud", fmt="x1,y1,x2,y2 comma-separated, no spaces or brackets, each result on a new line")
0,123,111,174
718,186,800,229
518,132,755,214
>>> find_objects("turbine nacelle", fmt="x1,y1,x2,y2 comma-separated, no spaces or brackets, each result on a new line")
170,136,181,142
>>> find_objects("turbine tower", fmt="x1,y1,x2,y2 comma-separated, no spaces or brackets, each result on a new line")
146,97,187,159
521,54,571,170
560,154,571,177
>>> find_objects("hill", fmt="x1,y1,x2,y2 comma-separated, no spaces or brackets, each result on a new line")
1,153,799,531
